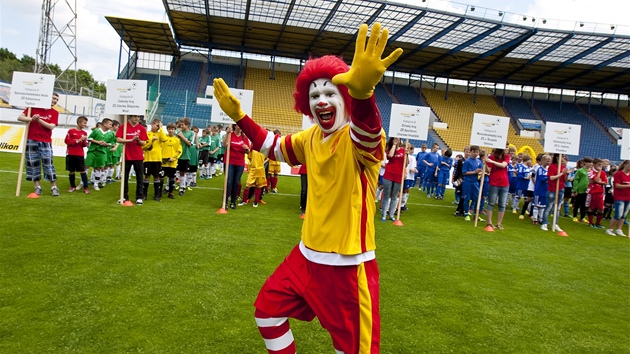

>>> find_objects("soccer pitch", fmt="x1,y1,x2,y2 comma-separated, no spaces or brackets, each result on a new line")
1,152,628,353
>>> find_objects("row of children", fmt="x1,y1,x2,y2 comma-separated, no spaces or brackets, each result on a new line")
448,144,630,236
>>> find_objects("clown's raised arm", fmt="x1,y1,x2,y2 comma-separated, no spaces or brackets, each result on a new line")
212,22,402,165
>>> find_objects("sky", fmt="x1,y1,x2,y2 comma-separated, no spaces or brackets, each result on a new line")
0,0,628,84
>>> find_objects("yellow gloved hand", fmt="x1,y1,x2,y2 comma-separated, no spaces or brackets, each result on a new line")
332,22,403,100
212,78,246,121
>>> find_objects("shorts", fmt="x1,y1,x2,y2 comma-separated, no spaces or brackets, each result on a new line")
199,150,210,165
533,194,547,208
177,159,190,173
209,156,218,164
525,190,534,198
378,175,384,186
268,162,281,175
564,187,573,198
613,200,630,220
586,193,604,211
246,174,267,188
218,154,224,163
255,245,380,354
404,179,415,190
188,165,198,173
144,161,162,178
605,192,614,205
85,152,106,168
66,155,86,172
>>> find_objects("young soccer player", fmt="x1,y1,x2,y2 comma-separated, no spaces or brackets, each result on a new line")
116,114,148,204
421,143,440,197
239,149,267,207
143,118,168,201
572,157,592,222
415,143,428,190
508,157,519,212
541,153,568,232
85,118,112,191
462,145,482,221
266,129,282,193
64,116,90,193
534,154,550,228
208,126,221,178
516,155,532,220
435,148,453,200
401,143,417,210
587,158,607,228
176,118,194,196
485,148,510,230
452,146,470,216
198,128,211,179
104,120,120,184
160,123,182,199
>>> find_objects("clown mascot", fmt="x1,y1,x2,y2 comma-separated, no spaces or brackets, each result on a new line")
213,23,402,354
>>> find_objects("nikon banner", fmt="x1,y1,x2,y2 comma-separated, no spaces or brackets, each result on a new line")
0,124,24,153
0,123,88,157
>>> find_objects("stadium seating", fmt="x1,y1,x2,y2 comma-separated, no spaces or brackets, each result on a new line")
579,104,630,131
243,68,302,134
615,105,630,125
533,100,620,161
423,89,544,154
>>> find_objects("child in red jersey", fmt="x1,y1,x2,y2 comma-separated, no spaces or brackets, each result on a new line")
586,158,607,228
64,116,90,193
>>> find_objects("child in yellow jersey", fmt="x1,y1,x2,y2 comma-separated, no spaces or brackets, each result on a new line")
160,122,182,199
267,129,282,193
214,22,402,354
143,118,168,201
239,150,267,207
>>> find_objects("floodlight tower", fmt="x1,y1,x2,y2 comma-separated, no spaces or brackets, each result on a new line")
35,0,78,93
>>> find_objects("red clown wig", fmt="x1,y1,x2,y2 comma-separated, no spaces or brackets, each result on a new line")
293,55,353,118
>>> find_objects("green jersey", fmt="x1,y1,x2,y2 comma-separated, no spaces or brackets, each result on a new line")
210,134,220,158
199,135,211,151
179,130,195,161
87,128,108,154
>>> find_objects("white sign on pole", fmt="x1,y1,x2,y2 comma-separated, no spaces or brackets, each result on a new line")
207,86,254,124
9,72,55,108
105,80,148,115
302,115,316,130
543,122,581,155
621,129,630,160
388,104,430,140
470,113,510,148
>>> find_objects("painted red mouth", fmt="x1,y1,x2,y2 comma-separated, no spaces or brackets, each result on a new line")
315,107,336,131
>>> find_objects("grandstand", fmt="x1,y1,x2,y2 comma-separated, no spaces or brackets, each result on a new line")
104,0,629,162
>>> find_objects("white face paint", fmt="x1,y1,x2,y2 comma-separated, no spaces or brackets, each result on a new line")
308,78,348,134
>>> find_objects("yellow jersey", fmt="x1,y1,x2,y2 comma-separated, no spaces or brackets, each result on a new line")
143,130,168,162
160,135,182,168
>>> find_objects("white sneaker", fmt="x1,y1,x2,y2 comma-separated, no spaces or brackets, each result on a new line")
93,183,100,191
605,229,615,236
615,229,626,237
553,225,563,232
136,199,143,205
540,224,548,231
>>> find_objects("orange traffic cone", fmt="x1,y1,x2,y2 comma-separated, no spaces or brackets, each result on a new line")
217,207,228,214
122,200,134,207
393,220,404,226
558,231,569,237
27,192,40,199
299,214,305,219
484,225,495,232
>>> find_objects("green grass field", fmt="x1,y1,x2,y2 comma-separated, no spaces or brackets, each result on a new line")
1,151,629,353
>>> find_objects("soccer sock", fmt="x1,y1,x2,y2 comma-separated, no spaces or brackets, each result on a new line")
596,212,604,225
192,172,197,184
169,178,175,194
95,170,102,185
271,176,278,190
69,173,76,188
242,187,249,203
588,211,594,224
564,202,569,215
115,165,121,178
143,181,150,197
376,188,382,202
532,206,539,221
154,181,162,198
254,187,262,203
80,172,88,188
237,183,242,199
402,192,409,206
255,309,296,354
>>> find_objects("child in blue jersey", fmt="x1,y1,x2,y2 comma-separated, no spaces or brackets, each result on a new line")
435,148,453,200
516,155,532,219
533,154,551,225
508,157,519,212
415,144,427,190
422,143,440,197
462,145,483,221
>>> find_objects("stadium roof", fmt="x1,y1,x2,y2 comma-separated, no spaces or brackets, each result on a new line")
105,17,180,57
149,0,629,95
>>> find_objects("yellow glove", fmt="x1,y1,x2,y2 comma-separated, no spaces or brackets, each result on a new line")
332,22,403,100
212,78,246,121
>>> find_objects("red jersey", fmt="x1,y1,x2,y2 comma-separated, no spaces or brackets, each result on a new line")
23,107,58,143
613,170,630,201
64,128,88,156
227,132,250,166
116,122,148,161
383,147,405,182
488,155,510,187
588,168,605,194
547,163,566,193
